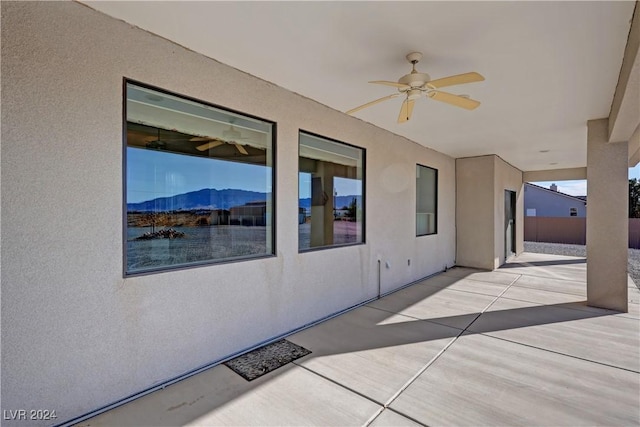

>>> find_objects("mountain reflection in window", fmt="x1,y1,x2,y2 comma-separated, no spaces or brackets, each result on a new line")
298,132,365,251
125,82,274,275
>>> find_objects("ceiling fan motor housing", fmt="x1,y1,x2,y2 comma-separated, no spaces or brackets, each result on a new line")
398,72,430,88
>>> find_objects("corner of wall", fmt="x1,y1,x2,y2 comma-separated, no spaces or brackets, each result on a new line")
455,155,496,270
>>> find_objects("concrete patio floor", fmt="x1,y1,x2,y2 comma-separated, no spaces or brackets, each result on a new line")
77,253,640,426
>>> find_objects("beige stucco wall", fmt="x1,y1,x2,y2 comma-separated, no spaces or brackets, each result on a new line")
1,2,456,424
493,156,524,269
456,155,523,270
455,156,496,270
586,119,629,311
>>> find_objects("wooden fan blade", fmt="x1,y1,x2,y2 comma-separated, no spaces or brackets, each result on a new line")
369,80,411,90
346,93,401,115
234,143,249,155
397,99,415,123
426,72,484,89
196,140,225,151
190,136,216,142
428,91,480,110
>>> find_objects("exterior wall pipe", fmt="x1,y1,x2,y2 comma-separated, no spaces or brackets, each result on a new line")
378,259,382,298
56,269,442,427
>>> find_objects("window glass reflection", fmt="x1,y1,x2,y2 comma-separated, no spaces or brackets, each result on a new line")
299,132,364,250
125,82,274,274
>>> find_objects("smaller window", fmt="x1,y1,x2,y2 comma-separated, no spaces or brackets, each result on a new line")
416,164,437,236
298,132,365,251
570,207,577,217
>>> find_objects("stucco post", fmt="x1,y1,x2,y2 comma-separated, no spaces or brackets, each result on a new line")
586,119,629,312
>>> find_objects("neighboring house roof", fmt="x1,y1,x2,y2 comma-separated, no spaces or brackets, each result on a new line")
525,182,587,205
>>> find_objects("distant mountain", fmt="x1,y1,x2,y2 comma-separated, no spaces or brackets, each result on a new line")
127,188,268,212
128,188,363,212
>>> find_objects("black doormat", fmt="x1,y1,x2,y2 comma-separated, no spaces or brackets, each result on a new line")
224,339,311,381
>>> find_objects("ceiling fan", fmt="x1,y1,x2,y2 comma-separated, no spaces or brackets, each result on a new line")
191,125,249,154
346,52,484,123
143,129,169,149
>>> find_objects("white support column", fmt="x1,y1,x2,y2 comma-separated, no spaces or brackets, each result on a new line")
586,119,629,312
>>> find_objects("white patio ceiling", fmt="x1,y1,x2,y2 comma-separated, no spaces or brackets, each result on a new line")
83,1,635,173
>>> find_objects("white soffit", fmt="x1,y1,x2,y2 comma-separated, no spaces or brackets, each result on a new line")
82,1,635,172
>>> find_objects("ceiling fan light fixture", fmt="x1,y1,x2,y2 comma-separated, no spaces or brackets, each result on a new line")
145,94,164,102
408,89,422,100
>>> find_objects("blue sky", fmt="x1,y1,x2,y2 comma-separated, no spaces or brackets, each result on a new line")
127,148,272,203
532,164,640,196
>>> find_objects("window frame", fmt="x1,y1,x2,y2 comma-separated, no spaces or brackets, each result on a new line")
122,78,277,277
297,130,366,253
416,163,438,237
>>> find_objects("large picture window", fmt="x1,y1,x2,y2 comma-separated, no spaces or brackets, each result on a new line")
299,132,364,250
416,164,437,236
124,81,274,275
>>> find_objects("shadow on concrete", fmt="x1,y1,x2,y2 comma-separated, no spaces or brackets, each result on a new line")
499,259,586,268
74,262,634,427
